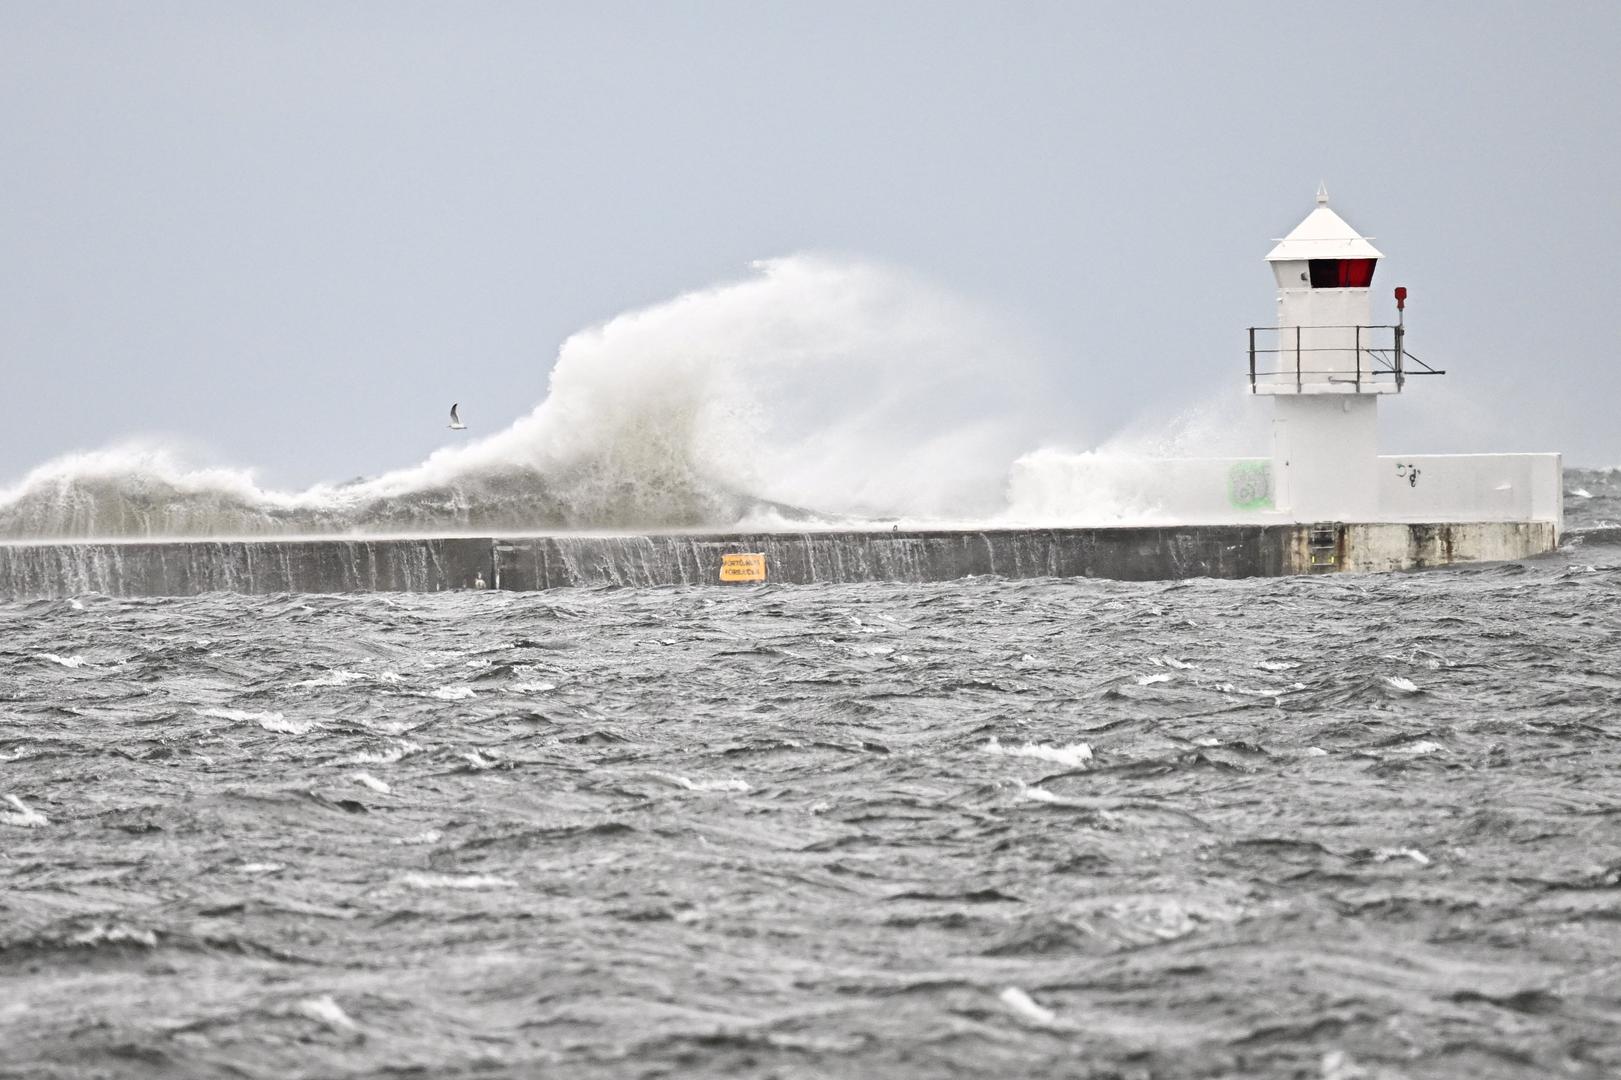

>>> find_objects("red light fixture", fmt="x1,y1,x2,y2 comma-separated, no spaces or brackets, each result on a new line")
1394,286,1408,310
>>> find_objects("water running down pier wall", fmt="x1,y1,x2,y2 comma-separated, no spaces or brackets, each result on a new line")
0,522,1559,599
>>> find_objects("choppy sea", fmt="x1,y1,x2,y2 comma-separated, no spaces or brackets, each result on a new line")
4,472,1621,1079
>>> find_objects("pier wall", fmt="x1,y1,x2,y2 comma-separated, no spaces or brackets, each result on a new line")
0,521,1559,599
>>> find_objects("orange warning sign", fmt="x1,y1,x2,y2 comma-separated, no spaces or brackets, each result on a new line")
719,552,767,583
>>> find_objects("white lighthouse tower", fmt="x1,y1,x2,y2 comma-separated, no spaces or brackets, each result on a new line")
1252,185,1402,522
1009,185,1560,571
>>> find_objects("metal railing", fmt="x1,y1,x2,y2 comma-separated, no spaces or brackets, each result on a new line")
1245,324,1444,392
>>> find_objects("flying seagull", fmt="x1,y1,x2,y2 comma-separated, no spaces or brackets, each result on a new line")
448,403,467,430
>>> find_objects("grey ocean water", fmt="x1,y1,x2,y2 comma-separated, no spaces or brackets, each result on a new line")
3,472,1621,1079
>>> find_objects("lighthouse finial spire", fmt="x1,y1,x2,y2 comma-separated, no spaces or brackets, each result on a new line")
1316,181,1330,207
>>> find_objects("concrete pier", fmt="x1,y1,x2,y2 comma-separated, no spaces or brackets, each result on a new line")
0,521,1559,599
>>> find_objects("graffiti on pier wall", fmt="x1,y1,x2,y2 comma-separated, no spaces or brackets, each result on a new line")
1227,460,1274,511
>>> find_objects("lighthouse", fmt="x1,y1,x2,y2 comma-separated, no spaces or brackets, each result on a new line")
1003,185,1558,568
1251,185,1407,522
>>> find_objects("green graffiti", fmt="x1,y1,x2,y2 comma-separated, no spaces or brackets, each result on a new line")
1228,461,1273,510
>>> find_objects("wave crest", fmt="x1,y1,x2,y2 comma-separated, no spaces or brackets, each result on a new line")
1,256,1055,540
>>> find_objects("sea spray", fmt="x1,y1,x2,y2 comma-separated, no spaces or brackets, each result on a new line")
1001,393,1271,525
0,257,1060,540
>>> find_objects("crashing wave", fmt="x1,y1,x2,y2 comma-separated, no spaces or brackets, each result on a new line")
0,256,1057,540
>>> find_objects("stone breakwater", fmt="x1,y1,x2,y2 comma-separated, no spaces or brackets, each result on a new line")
0,521,1559,598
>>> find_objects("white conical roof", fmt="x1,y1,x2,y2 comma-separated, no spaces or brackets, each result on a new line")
1265,190,1383,261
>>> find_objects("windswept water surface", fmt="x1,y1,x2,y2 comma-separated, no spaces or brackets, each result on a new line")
4,533,1621,1078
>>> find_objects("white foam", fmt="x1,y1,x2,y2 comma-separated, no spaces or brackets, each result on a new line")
999,986,1058,1027
511,681,557,693
431,686,477,701
71,924,157,948
294,995,359,1033
295,670,368,688
1256,660,1299,671
1573,488,1594,499
259,715,314,735
1392,740,1443,755
33,653,86,668
1321,1050,1377,1080
1383,676,1420,693
351,772,391,794
400,872,515,890
238,862,285,874
201,707,311,734
2,794,48,828
1373,847,1431,866
392,829,443,846
1134,673,1174,686
1015,783,1110,814
983,736,1093,768
202,706,272,722
655,772,752,793
1216,682,1293,698
336,740,422,765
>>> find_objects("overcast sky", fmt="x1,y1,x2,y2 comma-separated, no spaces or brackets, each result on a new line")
3,1,1618,487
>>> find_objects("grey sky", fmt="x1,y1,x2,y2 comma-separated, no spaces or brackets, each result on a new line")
3,1,1618,488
